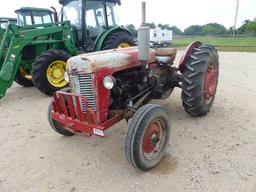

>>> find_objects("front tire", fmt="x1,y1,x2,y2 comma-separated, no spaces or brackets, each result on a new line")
32,50,70,96
47,87,74,136
181,45,219,116
125,104,171,171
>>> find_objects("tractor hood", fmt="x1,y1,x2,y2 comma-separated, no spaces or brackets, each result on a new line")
67,47,156,74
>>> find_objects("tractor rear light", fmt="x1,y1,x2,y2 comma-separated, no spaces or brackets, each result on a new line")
103,76,116,90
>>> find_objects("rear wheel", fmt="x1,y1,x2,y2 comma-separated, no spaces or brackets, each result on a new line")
15,67,34,87
181,45,219,116
32,50,69,96
47,87,74,136
101,30,135,50
125,104,171,171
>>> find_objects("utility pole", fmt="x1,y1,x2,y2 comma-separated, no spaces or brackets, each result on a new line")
232,0,239,38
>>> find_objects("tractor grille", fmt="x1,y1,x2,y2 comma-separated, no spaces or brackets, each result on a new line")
68,73,96,111
69,74,77,94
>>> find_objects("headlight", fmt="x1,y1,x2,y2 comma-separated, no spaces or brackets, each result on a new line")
103,76,116,89
64,72,69,82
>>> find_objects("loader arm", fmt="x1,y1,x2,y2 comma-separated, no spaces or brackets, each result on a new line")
0,21,77,98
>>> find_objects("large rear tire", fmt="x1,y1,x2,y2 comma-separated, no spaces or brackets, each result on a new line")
125,104,171,171
32,50,70,96
15,67,34,87
181,45,219,116
101,30,135,50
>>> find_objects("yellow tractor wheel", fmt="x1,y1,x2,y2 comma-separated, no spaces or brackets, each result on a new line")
118,43,131,48
32,50,69,96
46,60,67,88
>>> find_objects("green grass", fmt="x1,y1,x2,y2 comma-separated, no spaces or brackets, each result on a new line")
171,37,256,52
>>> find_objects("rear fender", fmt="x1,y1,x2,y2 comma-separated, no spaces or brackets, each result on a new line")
178,41,202,73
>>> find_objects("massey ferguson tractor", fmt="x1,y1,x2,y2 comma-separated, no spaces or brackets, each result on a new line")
47,2,219,171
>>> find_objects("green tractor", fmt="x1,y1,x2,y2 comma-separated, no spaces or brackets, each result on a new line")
0,18,17,41
0,7,59,91
0,18,17,29
15,7,58,26
0,7,57,38
0,0,134,98
1,7,56,30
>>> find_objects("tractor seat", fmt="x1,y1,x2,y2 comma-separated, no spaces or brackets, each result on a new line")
155,48,177,65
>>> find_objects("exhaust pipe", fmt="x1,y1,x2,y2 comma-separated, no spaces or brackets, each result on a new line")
138,1,150,63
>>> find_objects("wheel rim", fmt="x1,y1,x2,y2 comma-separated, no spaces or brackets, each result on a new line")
204,62,217,102
20,67,32,80
46,60,67,88
118,43,130,48
142,119,166,160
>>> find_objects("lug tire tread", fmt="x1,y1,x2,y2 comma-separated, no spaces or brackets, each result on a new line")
181,45,219,116
101,31,135,50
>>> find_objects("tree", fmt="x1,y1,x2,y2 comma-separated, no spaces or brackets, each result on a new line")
184,23,227,36
158,23,171,30
157,23,165,29
243,19,250,24
237,20,256,34
125,24,137,38
184,25,203,36
237,21,247,34
247,22,256,33
157,24,183,35
202,25,216,35
202,23,226,35
145,22,156,29
169,26,183,36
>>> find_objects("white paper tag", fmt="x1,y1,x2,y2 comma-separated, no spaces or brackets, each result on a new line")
93,128,104,137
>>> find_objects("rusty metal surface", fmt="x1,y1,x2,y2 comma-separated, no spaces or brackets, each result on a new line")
67,47,156,74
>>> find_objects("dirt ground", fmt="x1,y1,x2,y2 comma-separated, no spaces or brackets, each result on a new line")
0,51,256,192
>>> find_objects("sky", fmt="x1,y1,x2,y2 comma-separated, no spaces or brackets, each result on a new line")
2,0,256,30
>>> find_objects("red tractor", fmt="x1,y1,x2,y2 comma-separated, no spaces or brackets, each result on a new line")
47,3,219,171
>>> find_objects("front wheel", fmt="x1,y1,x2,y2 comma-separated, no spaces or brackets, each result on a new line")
181,45,219,116
47,87,74,136
32,50,70,96
125,104,171,171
